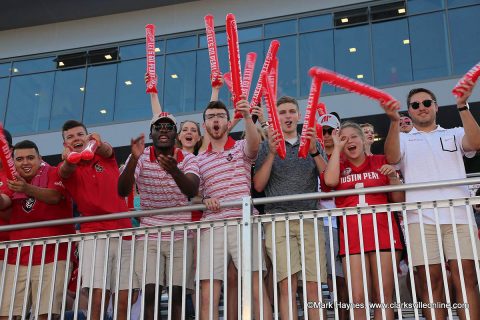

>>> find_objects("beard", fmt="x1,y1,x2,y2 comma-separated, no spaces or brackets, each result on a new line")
206,123,228,140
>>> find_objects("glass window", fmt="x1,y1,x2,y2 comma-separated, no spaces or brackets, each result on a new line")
164,52,196,114
299,31,335,97
448,5,480,75
409,12,450,80
49,69,86,130
5,73,54,135
11,57,56,75
83,64,117,125
166,36,197,53
264,20,297,38
266,36,297,97
238,27,262,42
299,14,333,33
334,25,373,85
114,59,154,122
448,0,480,8
371,19,413,86
120,44,145,60
407,0,445,14
0,63,11,77
195,47,230,110
199,32,227,48
155,40,165,55
240,41,265,101
0,78,9,123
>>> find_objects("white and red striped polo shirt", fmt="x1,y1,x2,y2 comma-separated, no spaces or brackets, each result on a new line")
197,137,257,221
125,146,199,240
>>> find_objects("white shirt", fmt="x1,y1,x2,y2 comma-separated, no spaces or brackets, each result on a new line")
399,126,476,224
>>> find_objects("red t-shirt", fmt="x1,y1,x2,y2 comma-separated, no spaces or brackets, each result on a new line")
320,155,403,255
60,153,132,233
0,168,13,260
8,166,75,265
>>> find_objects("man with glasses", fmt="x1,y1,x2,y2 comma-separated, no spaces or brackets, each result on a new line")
197,98,273,320
118,112,199,320
253,96,327,320
383,81,480,320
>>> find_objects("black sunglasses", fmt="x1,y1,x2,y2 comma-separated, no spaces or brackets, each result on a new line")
409,99,435,110
152,123,176,132
322,127,334,135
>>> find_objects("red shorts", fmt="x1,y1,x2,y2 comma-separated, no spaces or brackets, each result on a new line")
339,212,403,256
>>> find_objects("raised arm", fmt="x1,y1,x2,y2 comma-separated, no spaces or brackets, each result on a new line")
145,73,162,115
118,134,144,197
237,95,259,159
323,130,347,188
381,100,402,164
456,80,480,152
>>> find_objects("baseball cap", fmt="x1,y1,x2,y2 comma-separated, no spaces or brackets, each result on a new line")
150,112,177,126
318,113,340,129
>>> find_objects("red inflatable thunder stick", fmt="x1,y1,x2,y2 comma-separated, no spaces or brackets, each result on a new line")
226,13,244,119
298,69,323,158
250,40,280,110
268,57,279,99
313,67,395,103
81,139,98,161
261,72,286,159
204,15,222,87
0,124,17,181
452,62,480,98
145,24,157,94
223,72,234,94
242,52,257,98
66,139,98,164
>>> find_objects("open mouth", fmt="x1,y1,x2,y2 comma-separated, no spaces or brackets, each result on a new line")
285,121,292,127
185,136,193,142
213,125,220,131
159,136,169,143
347,145,357,152
22,167,32,174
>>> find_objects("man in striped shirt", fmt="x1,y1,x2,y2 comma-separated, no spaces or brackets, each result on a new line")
197,98,272,319
118,112,199,320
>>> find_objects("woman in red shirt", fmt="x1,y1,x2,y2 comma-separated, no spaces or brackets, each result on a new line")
322,122,404,320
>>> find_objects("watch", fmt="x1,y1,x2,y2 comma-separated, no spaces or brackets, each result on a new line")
458,102,470,112
310,150,321,158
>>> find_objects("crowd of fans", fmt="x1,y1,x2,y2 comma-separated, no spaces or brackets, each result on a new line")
0,74,479,320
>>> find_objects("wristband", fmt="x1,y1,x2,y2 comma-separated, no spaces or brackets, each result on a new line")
458,103,470,112
310,150,321,158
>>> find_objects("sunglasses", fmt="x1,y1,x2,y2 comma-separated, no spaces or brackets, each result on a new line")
409,99,435,110
152,123,176,132
322,127,334,135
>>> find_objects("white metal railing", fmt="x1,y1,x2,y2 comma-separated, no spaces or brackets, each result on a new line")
0,177,479,319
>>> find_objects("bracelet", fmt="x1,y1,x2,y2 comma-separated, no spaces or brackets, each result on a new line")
458,103,470,112
260,121,268,128
310,150,321,158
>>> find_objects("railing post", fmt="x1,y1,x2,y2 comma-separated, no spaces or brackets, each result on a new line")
242,196,253,320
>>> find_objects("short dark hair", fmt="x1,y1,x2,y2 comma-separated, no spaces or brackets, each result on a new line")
277,96,299,110
203,100,230,121
62,120,88,140
13,140,39,155
407,88,437,107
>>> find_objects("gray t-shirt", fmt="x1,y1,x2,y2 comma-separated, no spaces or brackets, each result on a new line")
254,135,326,214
